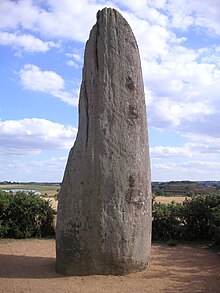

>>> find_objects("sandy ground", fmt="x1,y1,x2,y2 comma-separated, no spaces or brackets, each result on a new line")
0,239,219,293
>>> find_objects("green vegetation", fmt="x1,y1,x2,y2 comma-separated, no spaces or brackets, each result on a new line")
152,194,220,245
0,190,56,239
1,182,220,246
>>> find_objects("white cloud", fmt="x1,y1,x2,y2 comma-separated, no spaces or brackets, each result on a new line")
66,60,79,68
0,118,77,156
1,0,220,42
165,0,220,36
0,157,68,182
150,145,192,158
19,64,78,106
152,160,220,181
19,64,64,92
149,98,214,129
0,31,58,53
0,0,102,42
66,51,83,68
154,161,209,174
150,134,220,181
71,53,82,62
150,137,220,160
187,138,220,154
0,0,40,31
145,43,220,137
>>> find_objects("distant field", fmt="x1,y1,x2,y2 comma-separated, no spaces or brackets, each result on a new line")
0,184,188,207
152,181,220,196
155,196,189,204
0,184,60,197
44,196,187,211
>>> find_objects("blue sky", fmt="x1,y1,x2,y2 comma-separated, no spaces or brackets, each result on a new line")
0,0,220,182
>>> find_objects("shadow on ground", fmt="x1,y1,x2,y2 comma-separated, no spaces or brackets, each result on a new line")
0,254,60,279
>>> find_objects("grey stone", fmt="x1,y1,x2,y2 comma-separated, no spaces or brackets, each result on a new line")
56,7,152,275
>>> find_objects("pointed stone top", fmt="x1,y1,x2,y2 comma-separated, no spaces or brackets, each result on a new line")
97,7,119,16
96,7,129,25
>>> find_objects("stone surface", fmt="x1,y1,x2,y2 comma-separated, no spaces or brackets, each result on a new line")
56,7,152,275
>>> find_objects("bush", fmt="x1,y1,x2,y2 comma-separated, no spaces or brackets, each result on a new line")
0,190,56,239
152,201,183,241
182,196,212,240
152,194,220,244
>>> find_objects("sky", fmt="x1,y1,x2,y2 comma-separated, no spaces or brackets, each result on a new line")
0,0,220,182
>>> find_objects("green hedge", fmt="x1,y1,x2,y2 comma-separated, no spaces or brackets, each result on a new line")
0,190,56,238
152,194,220,244
2,190,219,243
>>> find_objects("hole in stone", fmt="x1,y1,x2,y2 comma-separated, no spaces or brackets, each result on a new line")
126,76,135,91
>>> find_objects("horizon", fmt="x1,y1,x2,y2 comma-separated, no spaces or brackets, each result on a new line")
1,180,220,185
1,0,220,182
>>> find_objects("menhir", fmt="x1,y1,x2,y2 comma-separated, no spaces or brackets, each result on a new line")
56,7,152,275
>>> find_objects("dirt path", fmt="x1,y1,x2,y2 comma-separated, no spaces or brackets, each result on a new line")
0,239,219,293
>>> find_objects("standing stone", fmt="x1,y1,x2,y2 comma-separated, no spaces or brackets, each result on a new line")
56,7,151,275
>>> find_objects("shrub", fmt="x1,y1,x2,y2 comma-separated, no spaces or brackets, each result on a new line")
182,194,220,241
152,201,183,241
0,190,56,239
152,194,220,244
167,239,178,246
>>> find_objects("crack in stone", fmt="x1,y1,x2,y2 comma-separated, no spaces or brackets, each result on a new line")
95,10,101,70
84,80,89,147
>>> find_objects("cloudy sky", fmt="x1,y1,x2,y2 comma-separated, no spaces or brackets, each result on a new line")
0,0,220,182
